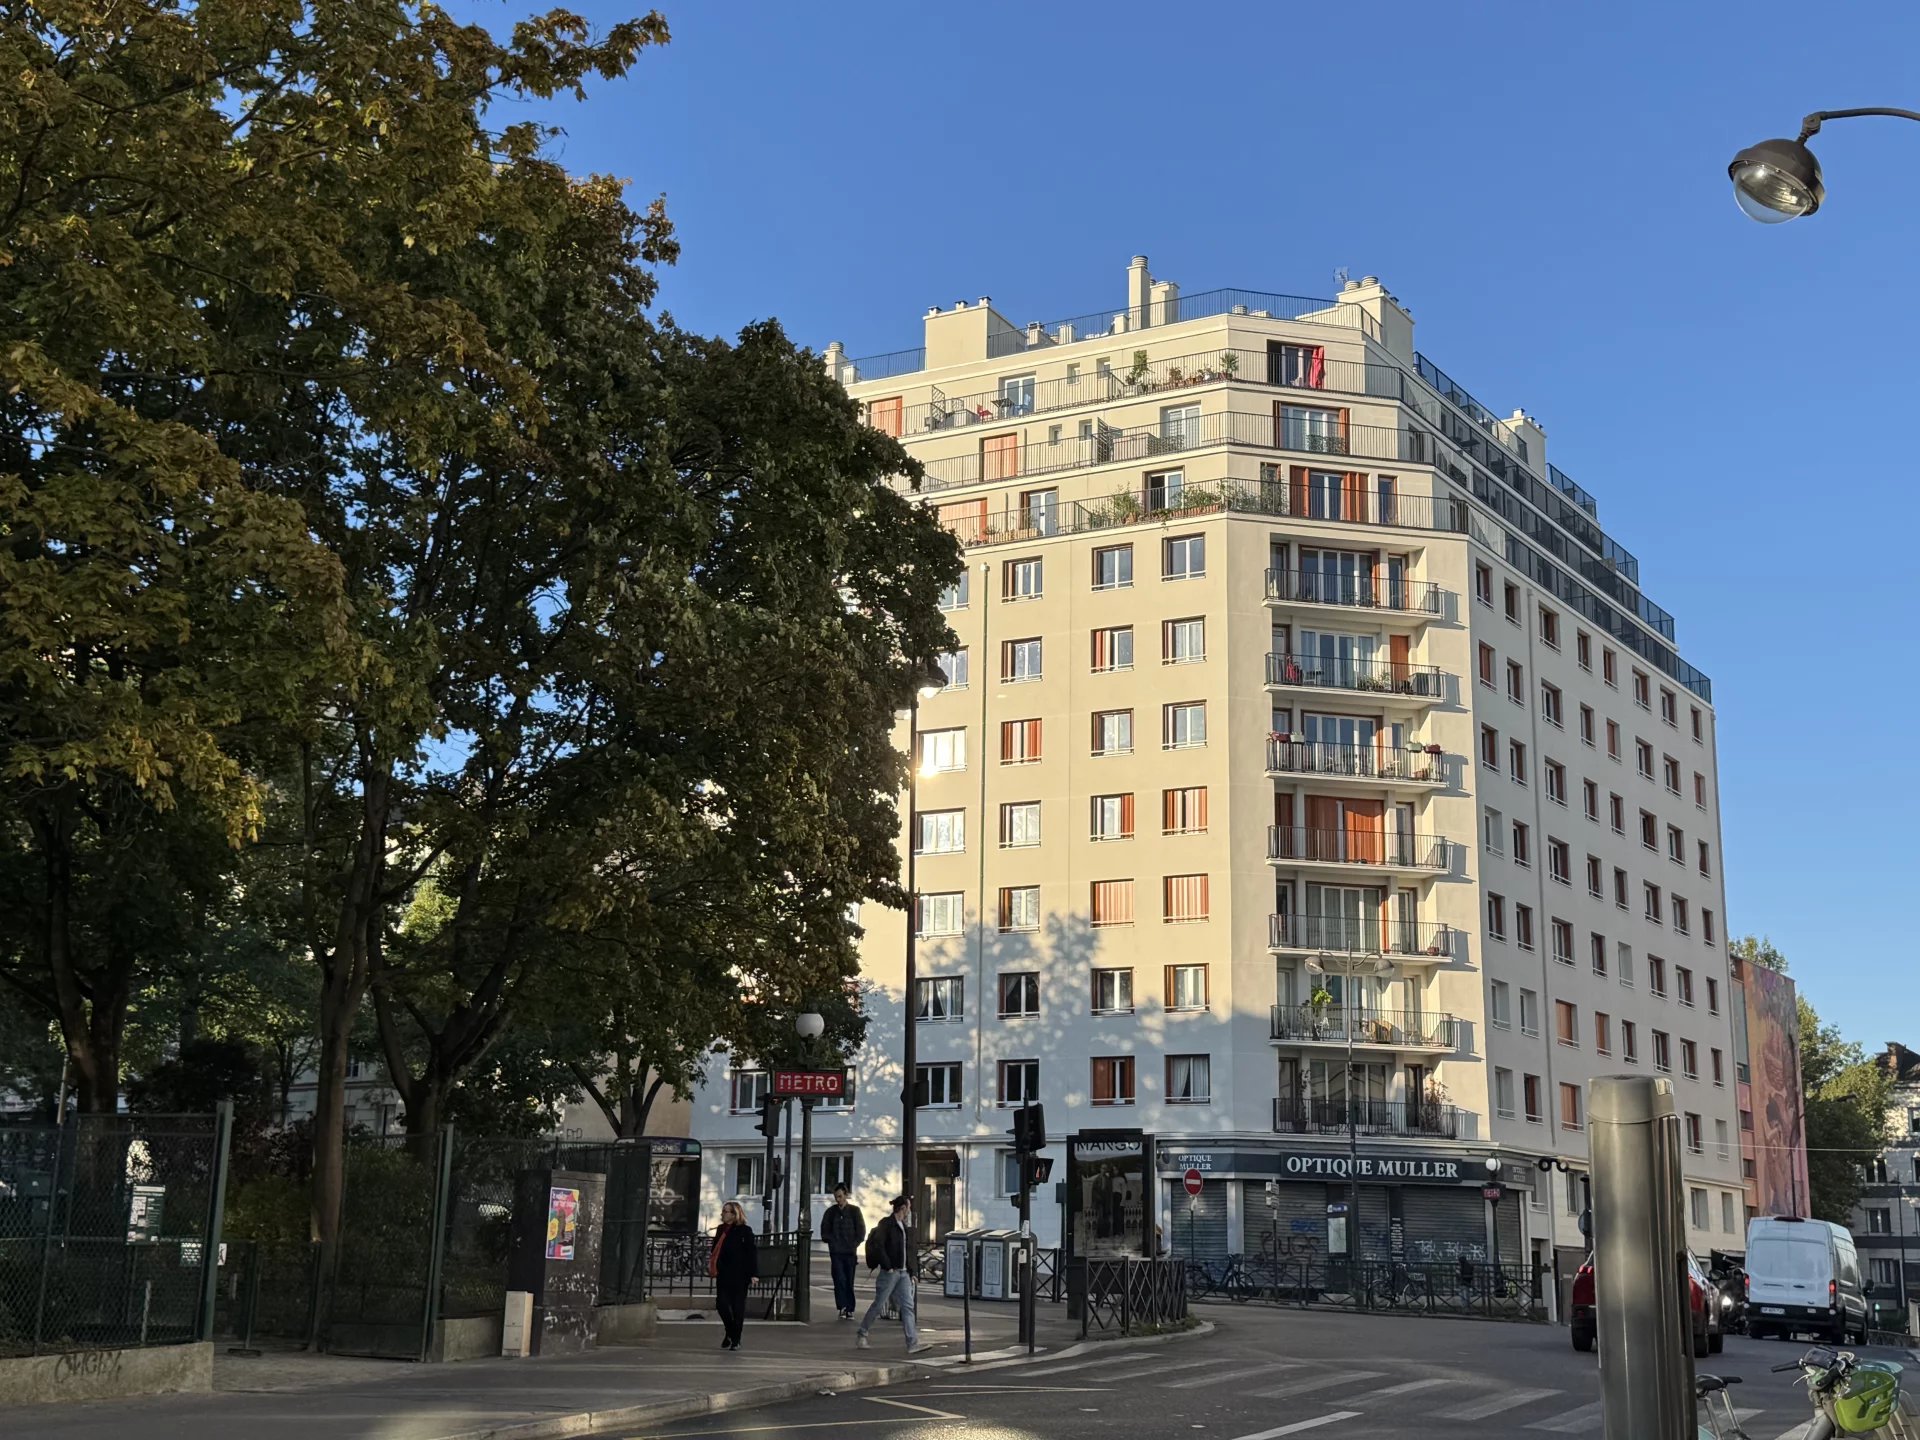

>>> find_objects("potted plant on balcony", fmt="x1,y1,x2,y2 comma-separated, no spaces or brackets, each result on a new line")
1419,1079,1454,1135
1125,349,1152,391
1220,351,1240,379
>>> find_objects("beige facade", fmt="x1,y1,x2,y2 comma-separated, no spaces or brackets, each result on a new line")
692,258,1742,1272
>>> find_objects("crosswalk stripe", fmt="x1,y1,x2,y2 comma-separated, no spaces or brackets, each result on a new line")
1250,1369,1384,1400
1229,1416,1360,1440
1526,1399,1604,1432
1162,1360,1303,1389
1016,1354,1140,1377
1355,1377,1455,1401
1438,1386,1562,1420
1124,1357,1242,1381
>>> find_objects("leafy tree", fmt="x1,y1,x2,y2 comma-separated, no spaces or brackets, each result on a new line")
1731,934,1789,973
1798,992,1892,1223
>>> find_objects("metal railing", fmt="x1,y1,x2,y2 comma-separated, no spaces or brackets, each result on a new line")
641,1230,805,1319
1265,652,1449,700
1266,739,1449,784
1268,912,1454,958
1269,1007,1457,1050
1264,568,1443,615
1267,826,1451,872
1075,1255,1189,1337
1270,1096,1461,1137
1187,1254,1541,1321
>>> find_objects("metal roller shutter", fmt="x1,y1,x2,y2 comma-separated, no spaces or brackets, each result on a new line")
1165,1179,1228,1259
1246,1181,1332,1264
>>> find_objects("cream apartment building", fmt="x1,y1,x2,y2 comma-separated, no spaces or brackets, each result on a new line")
690,257,1743,1283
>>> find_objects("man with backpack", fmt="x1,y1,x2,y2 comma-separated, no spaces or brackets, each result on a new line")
819,1184,867,1320
856,1195,932,1354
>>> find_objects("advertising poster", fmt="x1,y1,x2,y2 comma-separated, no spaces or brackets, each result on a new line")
546,1185,580,1261
1069,1133,1151,1260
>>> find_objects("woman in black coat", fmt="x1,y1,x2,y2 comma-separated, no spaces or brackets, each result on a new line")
708,1201,759,1350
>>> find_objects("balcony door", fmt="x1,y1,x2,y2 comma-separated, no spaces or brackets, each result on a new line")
1303,795,1384,864
1299,548,1374,607
1304,882,1384,953
1298,628,1378,687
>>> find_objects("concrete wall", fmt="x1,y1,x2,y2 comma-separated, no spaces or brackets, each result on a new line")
0,1342,211,1405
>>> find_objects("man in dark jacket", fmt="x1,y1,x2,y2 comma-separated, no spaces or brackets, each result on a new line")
856,1195,932,1354
819,1185,867,1320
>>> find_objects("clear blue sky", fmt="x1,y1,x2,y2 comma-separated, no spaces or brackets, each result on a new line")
509,0,1920,1046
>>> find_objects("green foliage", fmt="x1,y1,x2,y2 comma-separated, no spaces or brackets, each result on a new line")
1732,935,1789,973
224,1176,313,1246
1790,982,1892,1223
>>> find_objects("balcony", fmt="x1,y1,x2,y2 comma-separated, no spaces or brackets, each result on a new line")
1266,739,1450,790
1270,1005,1456,1050
1265,652,1449,709
1266,826,1452,877
1272,1097,1460,1140
1264,569,1443,627
1269,912,1454,962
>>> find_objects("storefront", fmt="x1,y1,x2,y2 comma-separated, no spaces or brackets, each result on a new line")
1158,1144,1533,1267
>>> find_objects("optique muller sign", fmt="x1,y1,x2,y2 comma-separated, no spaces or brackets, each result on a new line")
1281,1154,1464,1182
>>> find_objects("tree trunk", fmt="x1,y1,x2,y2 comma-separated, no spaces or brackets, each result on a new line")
37,799,118,1115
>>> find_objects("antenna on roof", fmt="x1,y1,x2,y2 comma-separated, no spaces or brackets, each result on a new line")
1334,267,1350,287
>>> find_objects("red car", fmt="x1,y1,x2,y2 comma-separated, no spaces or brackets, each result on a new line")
1570,1252,1722,1356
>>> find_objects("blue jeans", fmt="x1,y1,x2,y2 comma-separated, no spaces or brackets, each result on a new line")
830,1250,858,1314
858,1269,917,1346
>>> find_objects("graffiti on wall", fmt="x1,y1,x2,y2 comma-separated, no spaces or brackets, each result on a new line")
1748,964,1811,1215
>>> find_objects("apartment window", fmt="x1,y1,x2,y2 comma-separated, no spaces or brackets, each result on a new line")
1001,718,1042,764
1092,544,1133,590
1163,874,1210,923
1676,966,1694,1007
1163,701,1207,749
997,885,1040,933
1874,1258,1902,1288
1551,917,1574,965
1681,1038,1699,1079
1519,988,1540,1037
1580,704,1595,746
1740,1108,1753,1132
1869,1209,1893,1236
1623,1020,1639,1062
1632,670,1651,709
915,892,964,937
1694,773,1707,808
1698,841,1712,877
916,1063,962,1107
1586,854,1603,897
1691,706,1705,742
1163,534,1205,580
1486,893,1507,940
1165,1055,1211,1104
1480,725,1499,769
1561,1083,1583,1131
1706,978,1720,1014
1495,1068,1516,1119
1477,643,1496,687
1475,564,1492,605
1606,720,1621,759
1660,688,1677,725
1603,649,1618,687
1645,883,1663,924
1637,809,1657,850
1555,999,1579,1046
1504,582,1520,622
1545,760,1567,806
1576,631,1592,669
1163,617,1206,664
1091,968,1134,1015
1672,897,1689,935
916,809,965,855
1663,755,1682,793
1163,786,1209,835
1613,867,1629,909
1542,682,1564,727
1092,709,1133,756
915,976,964,1022
1690,1187,1708,1228
1090,793,1135,842
1703,909,1717,945
811,1153,854,1193
997,1059,1039,1106
1590,932,1608,975
1649,955,1667,995
1654,1030,1672,1072
1002,638,1042,682
732,1155,765,1196
1540,608,1560,648
920,727,966,773
1636,740,1654,779
1667,825,1684,863
1583,780,1599,821
1548,839,1570,885
1003,557,1042,601
1595,1011,1613,1055
1000,802,1041,849
938,570,970,611
1490,980,1512,1028
1610,794,1625,833
1524,1073,1543,1123
1165,964,1209,1011
1619,942,1633,984
1684,1112,1702,1154
1091,625,1134,672
1091,1056,1136,1106
1090,879,1135,927
1716,1118,1731,1159
1509,739,1528,784
938,649,969,690
731,1070,770,1112
1512,821,1531,867
999,972,1040,1017
1506,660,1525,703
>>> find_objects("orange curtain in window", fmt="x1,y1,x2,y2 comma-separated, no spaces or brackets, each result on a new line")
869,396,904,437
1091,880,1133,926
1343,472,1368,523
1305,796,1338,859
1389,633,1411,686
1344,800,1384,865
939,499,987,545
1091,629,1110,669
983,432,1020,481
1092,1061,1115,1102
1119,793,1135,838
1288,464,1309,517
1275,792,1294,830
1193,787,1209,831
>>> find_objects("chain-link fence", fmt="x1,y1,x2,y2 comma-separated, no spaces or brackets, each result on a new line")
0,1113,229,1357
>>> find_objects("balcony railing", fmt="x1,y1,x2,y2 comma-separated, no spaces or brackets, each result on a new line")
1266,739,1449,785
1264,569,1442,616
1272,1097,1460,1139
1270,1006,1457,1049
1267,827,1451,873
1265,652,1448,700
1269,912,1453,958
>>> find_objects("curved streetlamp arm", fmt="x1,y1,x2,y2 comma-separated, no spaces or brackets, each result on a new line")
1799,108,1920,141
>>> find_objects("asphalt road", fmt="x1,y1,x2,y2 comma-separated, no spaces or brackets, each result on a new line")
622,1306,1917,1440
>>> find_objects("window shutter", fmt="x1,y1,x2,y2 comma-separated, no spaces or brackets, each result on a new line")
1119,792,1134,837
1163,967,1176,1008
1162,789,1177,833
1092,1061,1113,1103
983,432,1020,480
869,396,903,437
1195,787,1209,831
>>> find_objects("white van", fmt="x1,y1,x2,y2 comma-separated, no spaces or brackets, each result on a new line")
1744,1215,1871,1343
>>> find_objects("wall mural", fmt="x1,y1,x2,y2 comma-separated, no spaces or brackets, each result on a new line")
1748,964,1811,1216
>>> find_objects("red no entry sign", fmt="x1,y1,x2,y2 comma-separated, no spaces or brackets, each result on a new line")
1183,1168,1204,1197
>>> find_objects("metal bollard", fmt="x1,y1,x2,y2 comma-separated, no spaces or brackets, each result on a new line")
1590,1076,1693,1440
961,1265,972,1364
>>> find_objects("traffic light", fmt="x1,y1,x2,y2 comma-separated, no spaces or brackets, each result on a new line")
1008,1102,1047,1154
755,1094,781,1138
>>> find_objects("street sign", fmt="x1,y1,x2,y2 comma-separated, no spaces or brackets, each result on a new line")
1183,1168,1204,1197
1482,1184,1505,1202
770,1069,847,1099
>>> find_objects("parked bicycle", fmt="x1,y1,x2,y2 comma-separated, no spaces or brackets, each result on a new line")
1696,1346,1910,1439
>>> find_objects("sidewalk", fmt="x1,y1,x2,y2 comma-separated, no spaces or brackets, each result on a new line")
8,1263,1120,1440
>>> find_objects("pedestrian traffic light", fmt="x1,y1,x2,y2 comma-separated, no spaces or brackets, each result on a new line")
755,1094,781,1138
1008,1102,1046,1154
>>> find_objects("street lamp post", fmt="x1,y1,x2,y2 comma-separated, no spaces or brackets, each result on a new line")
794,1011,825,1322
898,669,945,1264
1483,1156,1505,1295
1308,950,1394,1267
1729,107,1920,222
